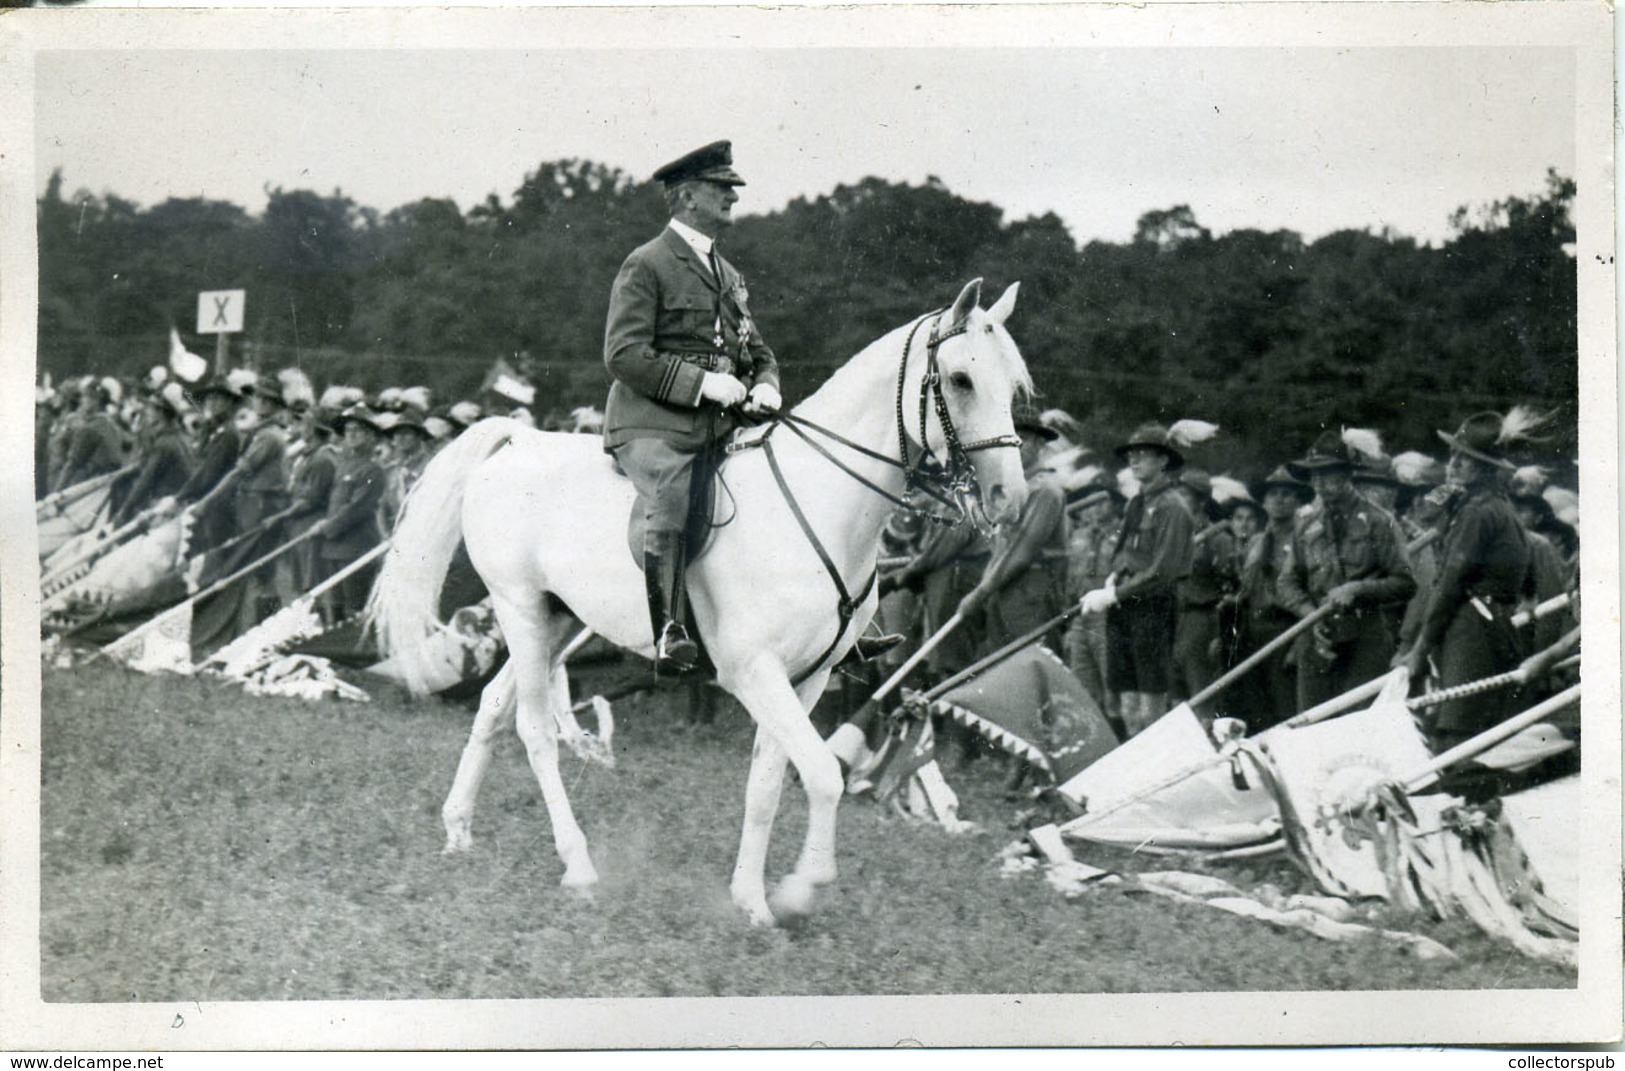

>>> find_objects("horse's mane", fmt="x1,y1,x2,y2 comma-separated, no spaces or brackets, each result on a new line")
801,305,1032,414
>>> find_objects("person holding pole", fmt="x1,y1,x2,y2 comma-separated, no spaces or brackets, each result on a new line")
1227,465,1314,731
314,405,388,624
1276,429,1415,713
1394,410,1541,753
1079,421,1206,738
111,384,196,527
953,401,1067,653
163,375,246,551
1062,468,1125,734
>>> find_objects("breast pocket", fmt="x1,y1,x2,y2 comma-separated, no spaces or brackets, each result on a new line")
660,292,715,342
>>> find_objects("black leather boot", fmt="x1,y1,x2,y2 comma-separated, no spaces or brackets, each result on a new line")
645,530,699,675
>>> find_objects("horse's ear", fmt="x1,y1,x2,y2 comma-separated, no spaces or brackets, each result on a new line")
947,278,984,329
988,282,1020,326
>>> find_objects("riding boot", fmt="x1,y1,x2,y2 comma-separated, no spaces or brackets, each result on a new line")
644,530,699,676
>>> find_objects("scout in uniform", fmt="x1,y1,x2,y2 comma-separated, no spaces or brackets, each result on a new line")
55,377,128,493
1229,465,1314,731
602,140,782,673
1080,422,1202,738
1062,468,1125,733
1276,430,1415,712
955,402,1067,652
1396,411,1539,751
316,406,389,624
167,375,247,551
111,384,196,526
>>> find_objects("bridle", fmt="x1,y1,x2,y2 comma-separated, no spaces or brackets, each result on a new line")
726,306,1022,683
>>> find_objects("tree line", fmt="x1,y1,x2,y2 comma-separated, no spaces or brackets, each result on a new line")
36,162,1578,474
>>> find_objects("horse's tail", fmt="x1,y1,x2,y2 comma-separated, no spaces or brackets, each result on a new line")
367,417,524,695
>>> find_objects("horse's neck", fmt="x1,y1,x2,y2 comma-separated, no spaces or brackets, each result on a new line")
774,325,915,573
792,325,912,474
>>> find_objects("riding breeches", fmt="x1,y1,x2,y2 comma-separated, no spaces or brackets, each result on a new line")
613,438,700,538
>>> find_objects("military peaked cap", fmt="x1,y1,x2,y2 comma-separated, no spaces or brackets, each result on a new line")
653,140,746,187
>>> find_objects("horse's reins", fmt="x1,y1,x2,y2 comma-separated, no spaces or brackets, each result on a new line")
726,307,1022,684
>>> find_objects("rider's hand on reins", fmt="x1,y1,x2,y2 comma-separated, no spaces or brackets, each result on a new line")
700,371,748,408
742,383,781,418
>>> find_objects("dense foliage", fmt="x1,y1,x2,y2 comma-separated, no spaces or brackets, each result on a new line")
36,163,1578,472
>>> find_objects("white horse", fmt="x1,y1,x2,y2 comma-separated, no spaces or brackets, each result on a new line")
369,279,1032,925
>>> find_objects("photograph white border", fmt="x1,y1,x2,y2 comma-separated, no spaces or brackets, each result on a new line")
0,2,1618,1050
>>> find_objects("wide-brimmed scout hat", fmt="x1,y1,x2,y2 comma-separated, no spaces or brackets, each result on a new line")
1437,408,1549,472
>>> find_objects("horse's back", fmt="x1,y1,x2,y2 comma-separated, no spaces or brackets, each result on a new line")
461,428,648,648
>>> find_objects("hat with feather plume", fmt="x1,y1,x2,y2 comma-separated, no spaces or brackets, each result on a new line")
1437,406,1550,471
1114,419,1218,472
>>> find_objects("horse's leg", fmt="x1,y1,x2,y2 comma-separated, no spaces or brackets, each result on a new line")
731,726,790,926
441,659,518,853
722,658,844,921
502,599,599,891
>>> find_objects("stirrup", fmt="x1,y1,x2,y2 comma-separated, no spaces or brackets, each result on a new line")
656,620,700,673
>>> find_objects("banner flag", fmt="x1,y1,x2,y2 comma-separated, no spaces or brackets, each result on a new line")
934,645,1119,781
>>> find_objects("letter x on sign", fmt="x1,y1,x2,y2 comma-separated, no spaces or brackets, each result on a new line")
196,289,245,334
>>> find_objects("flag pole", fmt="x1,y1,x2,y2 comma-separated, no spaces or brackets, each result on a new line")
40,503,183,598
93,522,324,665
195,540,392,673
1187,604,1335,713
1401,683,1581,793
922,603,1083,701
863,610,968,708
37,464,139,519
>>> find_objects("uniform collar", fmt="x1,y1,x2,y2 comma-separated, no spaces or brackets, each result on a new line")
668,218,715,260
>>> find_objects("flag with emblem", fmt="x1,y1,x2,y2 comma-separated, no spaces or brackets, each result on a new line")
933,645,1119,782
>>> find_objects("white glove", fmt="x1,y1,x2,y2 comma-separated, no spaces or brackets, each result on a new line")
699,372,748,407
1079,587,1117,615
743,383,782,415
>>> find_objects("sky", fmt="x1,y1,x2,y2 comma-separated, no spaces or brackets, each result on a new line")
34,43,1576,247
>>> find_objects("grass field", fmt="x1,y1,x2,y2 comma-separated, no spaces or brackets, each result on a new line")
38,658,1576,1002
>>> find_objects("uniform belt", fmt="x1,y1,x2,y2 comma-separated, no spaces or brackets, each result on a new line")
668,351,736,376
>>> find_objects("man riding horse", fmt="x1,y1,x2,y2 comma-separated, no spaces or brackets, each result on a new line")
602,140,783,675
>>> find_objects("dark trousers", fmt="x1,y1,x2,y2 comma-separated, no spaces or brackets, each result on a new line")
985,567,1063,654
1293,607,1398,714
1427,604,1525,748
1227,611,1298,732
1105,587,1177,695
1170,604,1221,702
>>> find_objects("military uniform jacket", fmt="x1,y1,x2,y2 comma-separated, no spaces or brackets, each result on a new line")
114,427,196,524
1109,473,1196,602
603,227,780,451
176,421,242,504
1178,525,1240,610
320,453,385,561
1238,523,1296,624
288,442,340,526
1413,487,1531,652
979,467,1068,596
1065,516,1121,600
1276,495,1414,619
59,412,127,491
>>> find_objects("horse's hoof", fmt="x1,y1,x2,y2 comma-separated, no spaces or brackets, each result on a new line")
768,874,819,921
442,832,474,855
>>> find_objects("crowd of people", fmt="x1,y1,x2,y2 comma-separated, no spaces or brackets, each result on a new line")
35,365,590,633
871,402,1581,758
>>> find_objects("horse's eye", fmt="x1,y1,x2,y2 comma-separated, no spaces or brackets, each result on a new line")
949,372,973,392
